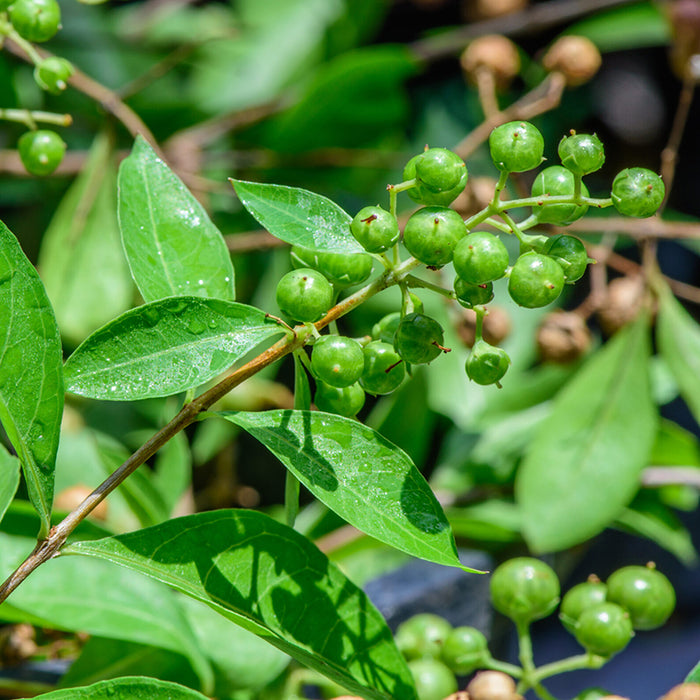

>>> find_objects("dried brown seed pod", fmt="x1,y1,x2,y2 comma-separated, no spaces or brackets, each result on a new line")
463,0,528,21
467,670,521,700
596,274,646,336
668,0,700,79
461,35,521,90
543,35,602,87
661,683,700,700
536,310,591,363
444,693,470,700
456,307,511,348
54,484,109,521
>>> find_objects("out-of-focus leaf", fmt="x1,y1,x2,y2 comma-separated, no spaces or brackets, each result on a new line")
25,677,210,699
650,419,700,466
152,432,192,517
447,501,522,545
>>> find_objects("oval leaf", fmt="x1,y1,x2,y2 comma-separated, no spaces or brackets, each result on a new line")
65,510,417,700
64,297,283,400
516,314,657,552
231,179,363,253
118,137,235,302
221,409,469,570
0,221,63,536
23,677,210,699
0,445,20,524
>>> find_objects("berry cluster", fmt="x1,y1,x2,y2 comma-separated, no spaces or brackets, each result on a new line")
274,122,664,415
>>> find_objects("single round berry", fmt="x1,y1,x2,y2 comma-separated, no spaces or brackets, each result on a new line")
350,206,400,253
9,0,61,42
408,659,458,700
395,613,453,661
465,339,510,386
453,231,509,285
508,252,565,308
490,557,560,624
531,165,589,225
394,313,445,365
360,341,405,395
558,132,605,175
290,245,372,289
372,312,401,344
403,206,467,267
542,35,602,87
605,564,675,631
311,335,365,387
17,129,66,176
454,278,494,308
489,121,544,172
574,602,633,657
611,168,665,218
467,671,517,700
314,381,365,418
544,234,590,282
404,150,468,207
34,56,73,94
275,268,333,323
560,578,608,633
441,626,489,675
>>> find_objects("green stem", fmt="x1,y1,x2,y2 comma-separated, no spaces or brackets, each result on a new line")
0,108,72,128
491,170,510,206
474,307,485,342
6,27,42,64
482,657,523,678
531,652,607,683
516,620,535,674
405,274,455,299
499,194,613,211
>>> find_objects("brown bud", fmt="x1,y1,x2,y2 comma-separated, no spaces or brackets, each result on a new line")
596,275,646,336
461,35,521,90
444,693,470,700
467,671,521,700
456,307,512,348
661,683,700,700
54,484,109,521
543,36,602,86
463,0,528,21
668,0,700,79
451,177,500,218
536,310,591,363
1,624,37,664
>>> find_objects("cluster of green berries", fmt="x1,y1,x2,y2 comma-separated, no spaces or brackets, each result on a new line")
273,122,665,407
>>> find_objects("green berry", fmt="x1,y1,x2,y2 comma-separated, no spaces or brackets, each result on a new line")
403,206,467,267
490,557,560,624
394,313,445,365
454,278,494,308
404,148,468,206
33,56,73,94
574,602,633,656
275,268,333,323
508,252,565,308
611,168,665,218
560,578,608,633
441,626,489,675
17,129,65,176
311,335,364,388
489,121,544,172
531,165,589,225
372,312,401,344
544,234,590,283
453,231,509,285
465,339,510,386
9,0,61,42
360,341,405,395
395,613,453,661
408,659,458,700
290,245,373,289
558,132,605,175
314,381,365,418
605,564,675,631
350,205,399,253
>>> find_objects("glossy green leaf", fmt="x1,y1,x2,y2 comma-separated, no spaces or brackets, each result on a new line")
65,510,418,700
38,131,132,347
0,445,20,524
657,284,700,427
516,315,657,552
118,137,235,303
24,677,210,700
231,180,363,253
686,660,700,683
64,297,283,400
0,221,63,537
222,409,468,570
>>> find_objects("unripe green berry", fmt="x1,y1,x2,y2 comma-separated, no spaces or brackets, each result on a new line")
508,252,565,308
360,341,405,395
395,613,452,661
372,312,401,344
611,168,665,218
275,268,333,323
531,165,589,225
560,578,608,633
314,381,365,418
290,245,372,289
403,206,467,267
17,129,65,176
311,335,365,388
34,56,73,94
453,231,509,285
394,313,446,365
454,278,494,308
489,121,544,172
544,234,590,283
574,602,633,657
350,205,399,253
466,339,510,386
404,148,468,206
558,132,605,175
9,0,61,42
408,659,458,700
441,626,489,675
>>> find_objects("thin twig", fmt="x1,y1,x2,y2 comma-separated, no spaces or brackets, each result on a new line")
642,467,700,488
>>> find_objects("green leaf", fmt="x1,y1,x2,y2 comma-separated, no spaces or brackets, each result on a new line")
657,284,700,427
0,221,63,537
686,660,700,683
64,297,283,400
0,445,20,524
516,315,657,552
221,409,468,570
23,677,210,699
231,180,363,253
38,131,133,347
118,137,235,303
65,510,418,700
